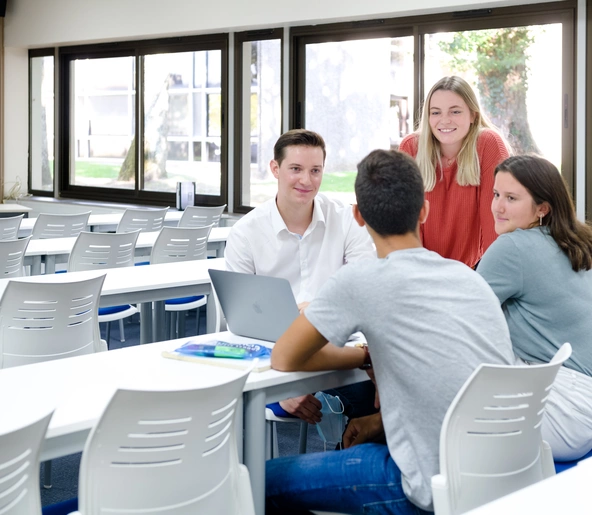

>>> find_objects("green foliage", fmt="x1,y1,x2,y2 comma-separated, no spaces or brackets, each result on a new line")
319,171,357,193
439,27,540,153
75,161,121,179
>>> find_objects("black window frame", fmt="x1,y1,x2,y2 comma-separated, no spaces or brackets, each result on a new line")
57,34,229,208
28,47,56,197
233,28,284,214
291,1,576,196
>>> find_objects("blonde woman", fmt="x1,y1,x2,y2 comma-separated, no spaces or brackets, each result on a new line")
399,76,510,268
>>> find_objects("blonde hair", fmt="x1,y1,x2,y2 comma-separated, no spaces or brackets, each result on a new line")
415,76,504,192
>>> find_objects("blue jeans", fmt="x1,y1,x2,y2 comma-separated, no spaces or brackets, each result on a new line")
266,443,432,515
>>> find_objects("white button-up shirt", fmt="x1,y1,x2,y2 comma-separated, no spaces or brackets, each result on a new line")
225,194,375,304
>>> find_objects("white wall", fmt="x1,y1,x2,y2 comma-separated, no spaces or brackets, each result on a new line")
0,0,569,197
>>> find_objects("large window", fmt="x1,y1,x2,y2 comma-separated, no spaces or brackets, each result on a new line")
29,49,55,194
57,35,228,207
292,3,575,205
234,29,283,212
29,3,576,212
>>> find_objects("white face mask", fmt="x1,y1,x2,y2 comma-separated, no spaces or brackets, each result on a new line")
314,392,346,451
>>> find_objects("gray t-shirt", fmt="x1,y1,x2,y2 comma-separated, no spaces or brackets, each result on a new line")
305,247,515,511
477,227,592,376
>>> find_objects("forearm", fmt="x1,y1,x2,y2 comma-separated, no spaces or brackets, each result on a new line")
273,342,365,372
271,314,366,372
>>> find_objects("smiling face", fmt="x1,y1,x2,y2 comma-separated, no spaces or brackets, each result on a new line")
271,145,324,210
428,89,475,157
492,171,548,235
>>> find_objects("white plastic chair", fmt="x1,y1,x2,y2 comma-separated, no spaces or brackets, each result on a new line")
431,343,572,515
70,369,255,515
265,407,308,459
178,204,226,228
150,225,213,338
68,231,141,345
116,207,169,233
0,408,54,515
0,274,107,369
0,213,24,240
31,211,91,239
0,236,31,278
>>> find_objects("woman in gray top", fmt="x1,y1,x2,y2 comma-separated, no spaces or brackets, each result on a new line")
478,154,592,461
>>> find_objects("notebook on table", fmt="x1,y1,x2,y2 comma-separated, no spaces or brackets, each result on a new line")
208,269,300,342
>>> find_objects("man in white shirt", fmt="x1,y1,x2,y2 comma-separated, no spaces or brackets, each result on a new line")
226,129,375,423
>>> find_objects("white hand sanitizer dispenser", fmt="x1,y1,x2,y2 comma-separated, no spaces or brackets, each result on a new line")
176,181,195,210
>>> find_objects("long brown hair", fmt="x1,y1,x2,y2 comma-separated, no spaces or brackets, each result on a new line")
495,155,592,271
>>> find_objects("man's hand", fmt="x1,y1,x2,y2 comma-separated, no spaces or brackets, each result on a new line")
279,394,322,424
343,412,384,448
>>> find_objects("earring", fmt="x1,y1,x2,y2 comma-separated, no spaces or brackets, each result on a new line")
539,215,543,226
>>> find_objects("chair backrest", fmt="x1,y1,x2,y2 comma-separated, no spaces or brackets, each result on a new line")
0,214,24,240
0,409,54,515
150,225,212,265
178,204,226,228
68,230,140,272
31,211,91,239
116,207,169,233
432,343,572,515
0,236,30,278
0,274,106,368
77,368,255,515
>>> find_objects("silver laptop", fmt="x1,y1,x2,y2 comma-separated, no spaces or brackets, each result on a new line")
208,269,300,342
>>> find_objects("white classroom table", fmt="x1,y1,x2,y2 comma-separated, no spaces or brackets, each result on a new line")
0,257,226,343
0,203,32,216
464,456,592,514
0,331,367,515
18,210,184,237
23,226,231,275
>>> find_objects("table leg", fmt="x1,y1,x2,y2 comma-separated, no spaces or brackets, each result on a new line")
214,242,225,258
153,300,166,342
244,389,267,515
31,256,41,276
139,303,153,344
206,293,218,334
45,255,56,274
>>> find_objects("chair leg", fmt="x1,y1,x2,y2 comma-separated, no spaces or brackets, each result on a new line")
165,311,173,340
265,420,281,460
178,311,186,338
298,422,308,454
168,312,177,340
119,318,126,343
265,420,273,460
105,322,111,348
43,460,52,489
196,306,201,335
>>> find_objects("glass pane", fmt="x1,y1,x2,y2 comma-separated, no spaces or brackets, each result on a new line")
30,55,54,192
424,24,562,169
240,39,282,208
305,37,414,205
143,50,222,195
71,56,135,189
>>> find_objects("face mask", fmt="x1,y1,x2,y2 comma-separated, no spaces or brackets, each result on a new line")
314,392,346,450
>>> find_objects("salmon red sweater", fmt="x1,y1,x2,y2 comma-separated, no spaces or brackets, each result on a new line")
399,129,509,268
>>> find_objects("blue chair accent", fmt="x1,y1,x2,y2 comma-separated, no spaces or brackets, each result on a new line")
67,230,141,346
266,401,298,419
555,448,592,473
149,225,213,338
42,498,78,515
